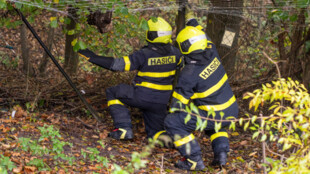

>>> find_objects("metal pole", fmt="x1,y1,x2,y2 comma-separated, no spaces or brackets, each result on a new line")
15,7,102,123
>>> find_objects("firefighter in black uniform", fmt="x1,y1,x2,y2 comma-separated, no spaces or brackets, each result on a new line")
78,17,182,147
164,10,239,170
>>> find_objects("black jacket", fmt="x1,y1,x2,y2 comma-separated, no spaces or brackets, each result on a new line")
170,19,238,119
89,43,183,104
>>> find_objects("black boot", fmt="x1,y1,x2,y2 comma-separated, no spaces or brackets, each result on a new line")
211,151,227,166
175,157,205,171
108,128,133,140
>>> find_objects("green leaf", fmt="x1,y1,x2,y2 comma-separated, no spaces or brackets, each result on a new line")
68,30,75,35
50,19,58,28
78,40,87,50
244,121,250,131
73,42,80,52
289,14,298,22
139,19,149,31
64,18,71,25
190,102,199,114
296,0,310,8
252,131,259,139
220,111,224,119
196,116,202,130
184,114,191,124
185,105,191,114
0,0,7,9
251,115,257,124
71,38,77,46
200,120,208,131
229,121,236,131
261,134,267,142
239,117,243,126
15,2,22,9
120,7,128,15
214,122,221,132
150,16,158,22
169,107,179,113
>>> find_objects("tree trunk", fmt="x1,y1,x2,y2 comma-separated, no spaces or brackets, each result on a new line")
302,27,310,89
39,22,55,76
286,9,305,77
206,0,243,77
304,51,310,89
20,23,34,76
175,0,187,36
64,7,79,75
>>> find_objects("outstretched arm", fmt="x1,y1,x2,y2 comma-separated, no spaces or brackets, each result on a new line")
78,49,115,70
78,48,144,72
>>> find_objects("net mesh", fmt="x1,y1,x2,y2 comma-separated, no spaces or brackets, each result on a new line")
1,0,310,88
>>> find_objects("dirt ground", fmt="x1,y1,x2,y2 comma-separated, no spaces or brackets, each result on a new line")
0,13,268,173
0,62,267,174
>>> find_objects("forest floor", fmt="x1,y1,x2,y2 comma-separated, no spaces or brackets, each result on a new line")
0,63,270,174
0,13,271,173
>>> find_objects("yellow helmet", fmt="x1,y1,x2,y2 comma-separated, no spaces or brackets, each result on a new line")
176,26,207,54
146,17,172,44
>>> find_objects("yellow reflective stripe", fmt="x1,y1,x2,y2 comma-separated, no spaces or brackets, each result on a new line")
174,134,195,147
107,99,124,107
187,159,197,170
78,53,90,61
137,70,176,78
196,25,203,30
210,132,228,142
118,128,127,139
153,130,166,141
177,57,182,65
172,91,189,104
198,95,236,111
123,56,131,71
206,40,213,49
191,74,228,99
135,82,172,90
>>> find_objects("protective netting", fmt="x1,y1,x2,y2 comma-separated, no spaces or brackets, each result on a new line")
1,0,310,90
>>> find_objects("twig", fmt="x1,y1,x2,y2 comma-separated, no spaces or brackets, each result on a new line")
177,108,276,122
260,113,267,174
265,142,287,161
31,91,41,112
76,117,95,129
262,51,281,79
160,154,164,174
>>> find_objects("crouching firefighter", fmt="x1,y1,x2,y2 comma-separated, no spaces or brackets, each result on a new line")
78,17,182,148
164,14,239,170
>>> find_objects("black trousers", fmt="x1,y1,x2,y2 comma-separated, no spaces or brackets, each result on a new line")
106,84,167,138
164,102,238,159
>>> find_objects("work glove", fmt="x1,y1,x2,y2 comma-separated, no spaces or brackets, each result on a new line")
78,48,96,61
78,48,115,70
185,4,195,23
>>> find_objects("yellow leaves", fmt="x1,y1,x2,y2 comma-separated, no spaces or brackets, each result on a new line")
53,0,59,3
243,92,254,100
50,17,57,22
71,38,77,46
244,121,250,131
273,106,281,115
231,132,239,136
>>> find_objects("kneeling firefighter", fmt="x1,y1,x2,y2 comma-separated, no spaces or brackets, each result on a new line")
164,8,239,171
78,17,182,148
